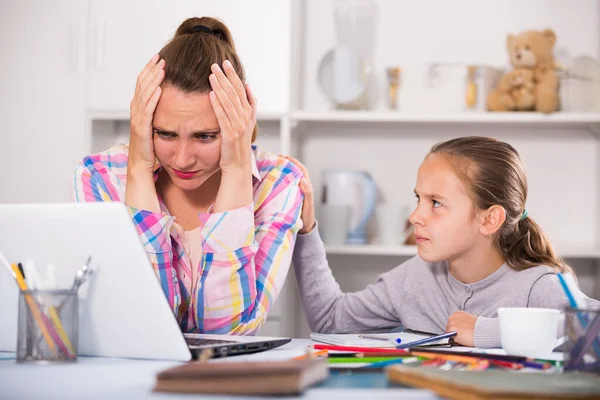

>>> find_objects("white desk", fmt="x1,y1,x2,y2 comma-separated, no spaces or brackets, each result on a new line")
0,339,439,400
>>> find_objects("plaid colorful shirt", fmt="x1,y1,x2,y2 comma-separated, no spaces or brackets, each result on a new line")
70,144,303,335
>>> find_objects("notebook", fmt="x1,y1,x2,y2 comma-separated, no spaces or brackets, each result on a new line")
153,358,329,395
310,330,454,348
387,365,600,399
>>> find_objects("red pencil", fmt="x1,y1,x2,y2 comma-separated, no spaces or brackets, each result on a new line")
489,359,524,370
312,344,409,354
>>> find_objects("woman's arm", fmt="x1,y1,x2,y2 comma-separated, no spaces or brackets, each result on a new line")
125,54,165,214
70,156,181,318
70,55,181,318
195,161,304,334
285,156,402,334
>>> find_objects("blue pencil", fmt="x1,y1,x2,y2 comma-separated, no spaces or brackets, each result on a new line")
557,273,600,361
364,356,419,368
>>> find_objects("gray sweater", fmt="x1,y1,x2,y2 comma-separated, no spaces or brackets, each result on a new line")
292,225,600,348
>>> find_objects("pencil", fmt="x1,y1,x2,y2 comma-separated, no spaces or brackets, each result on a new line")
293,348,328,360
411,351,480,364
22,261,75,357
489,359,523,370
328,356,403,364
313,344,409,354
11,264,58,356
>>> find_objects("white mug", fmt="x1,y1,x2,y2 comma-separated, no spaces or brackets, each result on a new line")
498,307,565,359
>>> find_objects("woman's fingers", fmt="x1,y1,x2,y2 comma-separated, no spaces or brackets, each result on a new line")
222,60,252,114
144,86,162,118
138,59,165,106
134,54,160,94
210,63,242,124
245,83,257,122
209,90,233,134
284,156,312,188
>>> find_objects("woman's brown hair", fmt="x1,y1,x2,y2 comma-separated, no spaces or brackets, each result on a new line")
158,17,257,142
430,136,574,275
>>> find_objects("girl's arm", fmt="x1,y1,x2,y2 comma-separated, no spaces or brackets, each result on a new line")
287,156,402,333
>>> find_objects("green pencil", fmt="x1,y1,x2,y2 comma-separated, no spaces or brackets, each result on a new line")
328,357,403,364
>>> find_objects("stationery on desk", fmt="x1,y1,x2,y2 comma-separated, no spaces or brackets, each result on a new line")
0,247,92,361
557,272,600,371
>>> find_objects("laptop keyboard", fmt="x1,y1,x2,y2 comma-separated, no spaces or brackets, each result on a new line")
185,337,237,347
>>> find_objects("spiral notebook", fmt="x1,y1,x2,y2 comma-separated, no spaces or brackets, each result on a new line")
310,330,455,349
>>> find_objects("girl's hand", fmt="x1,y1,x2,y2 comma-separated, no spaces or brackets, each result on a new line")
446,311,477,347
128,54,165,174
209,61,256,175
283,156,316,235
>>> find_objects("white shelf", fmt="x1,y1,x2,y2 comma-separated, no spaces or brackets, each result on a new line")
87,109,284,122
291,111,600,129
326,245,418,256
325,244,600,259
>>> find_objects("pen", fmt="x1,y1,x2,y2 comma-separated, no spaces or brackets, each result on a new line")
359,334,402,344
396,331,457,349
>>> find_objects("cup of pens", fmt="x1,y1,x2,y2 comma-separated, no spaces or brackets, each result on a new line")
1,256,94,364
563,306,600,373
17,288,79,363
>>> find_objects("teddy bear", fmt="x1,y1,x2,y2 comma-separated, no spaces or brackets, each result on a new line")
487,29,559,113
487,68,536,111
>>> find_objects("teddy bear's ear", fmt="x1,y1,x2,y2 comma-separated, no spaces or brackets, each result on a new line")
542,29,557,47
506,34,515,50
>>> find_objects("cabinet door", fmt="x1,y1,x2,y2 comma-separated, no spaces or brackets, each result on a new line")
0,0,87,203
87,0,291,114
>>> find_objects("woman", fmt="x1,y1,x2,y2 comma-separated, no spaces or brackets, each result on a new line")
71,17,304,335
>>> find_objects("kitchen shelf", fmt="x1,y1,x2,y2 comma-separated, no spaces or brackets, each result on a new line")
291,111,600,131
325,244,600,259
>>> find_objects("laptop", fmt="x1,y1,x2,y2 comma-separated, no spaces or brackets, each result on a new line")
0,202,290,361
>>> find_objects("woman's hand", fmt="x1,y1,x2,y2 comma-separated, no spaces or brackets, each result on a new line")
446,311,477,347
128,54,165,174
209,61,256,212
209,61,256,175
283,156,316,235
125,54,164,213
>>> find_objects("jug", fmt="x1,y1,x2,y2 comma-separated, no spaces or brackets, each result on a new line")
321,170,376,244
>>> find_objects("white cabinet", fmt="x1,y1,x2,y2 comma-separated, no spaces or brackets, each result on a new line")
0,0,88,203
87,0,291,114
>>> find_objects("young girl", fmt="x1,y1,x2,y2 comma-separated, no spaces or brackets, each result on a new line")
286,136,599,348
71,17,303,335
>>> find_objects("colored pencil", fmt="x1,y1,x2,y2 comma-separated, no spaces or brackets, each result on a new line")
411,351,481,364
313,344,409,354
328,356,403,364
292,348,328,360
10,264,58,356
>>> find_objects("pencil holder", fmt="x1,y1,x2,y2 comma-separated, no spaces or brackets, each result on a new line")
16,289,78,363
563,306,600,373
